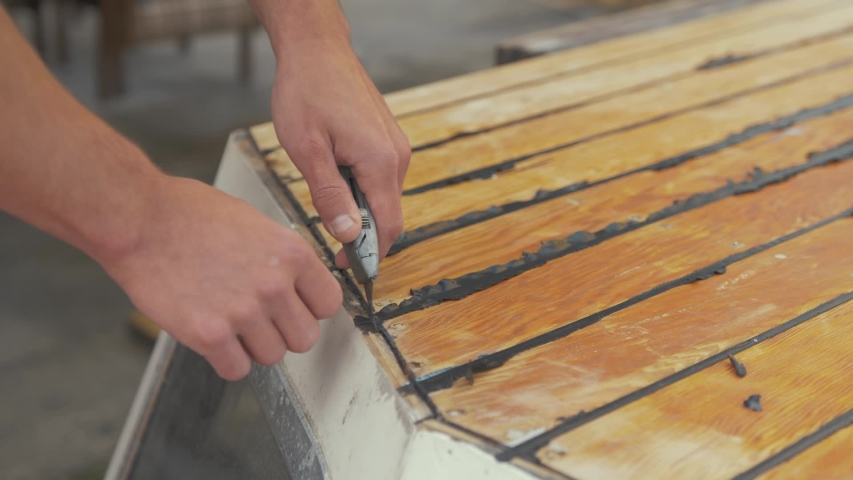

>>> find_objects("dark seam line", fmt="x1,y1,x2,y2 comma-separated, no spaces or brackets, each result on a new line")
402,54,853,196
263,149,442,419
392,0,849,122
377,139,853,335
731,407,853,479
375,320,442,419
389,93,853,256
498,291,853,463
697,53,753,70
396,203,853,397
409,28,811,155
260,146,279,156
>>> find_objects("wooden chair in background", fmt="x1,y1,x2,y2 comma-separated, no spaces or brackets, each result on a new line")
98,0,260,99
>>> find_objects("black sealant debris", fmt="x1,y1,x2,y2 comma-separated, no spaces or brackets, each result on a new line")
401,60,853,197
728,354,748,378
389,93,853,255
697,54,752,71
399,204,853,396
381,139,853,331
744,394,763,412
494,292,853,462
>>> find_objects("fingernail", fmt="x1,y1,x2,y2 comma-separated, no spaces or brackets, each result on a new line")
329,215,355,236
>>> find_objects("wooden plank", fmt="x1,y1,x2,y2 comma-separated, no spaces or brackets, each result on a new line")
284,34,853,229
431,217,853,446
759,421,853,479
535,298,853,479
247,0,838,152
401,4,853,149
401,25,853,190
374,104,853,305
388,157,853,380
495,0,765,65
382,0,838,117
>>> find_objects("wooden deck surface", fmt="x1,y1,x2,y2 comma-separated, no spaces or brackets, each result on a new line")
252,0,853,477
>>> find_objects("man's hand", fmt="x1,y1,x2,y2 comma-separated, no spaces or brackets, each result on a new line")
251,0,411,268
99,177,341,380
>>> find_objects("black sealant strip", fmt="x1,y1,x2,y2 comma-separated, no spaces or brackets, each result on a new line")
397,203,853,396
731,407,853,479
394,3,853,123
697,54,753,70
402,55,853,196
379,139,853,337
390,92,853,256
496,291,853,462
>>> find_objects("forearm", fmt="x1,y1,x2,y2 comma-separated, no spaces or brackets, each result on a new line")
248,0,352,57
0,10,162,263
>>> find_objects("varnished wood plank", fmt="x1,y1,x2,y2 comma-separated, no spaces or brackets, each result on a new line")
400,26,853,191
759,421,853,479
382,0,838,117
400,4,853,149
388,157,853,380
495,0,766,64
534,297,853,479
284,32,853,228
249,0,842,153
375,68,853,305
430,217,853,447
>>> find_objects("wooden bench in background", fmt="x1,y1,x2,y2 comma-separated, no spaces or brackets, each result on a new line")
495,0,767,64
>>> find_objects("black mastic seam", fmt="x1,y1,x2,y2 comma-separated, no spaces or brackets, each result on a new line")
396,205,853,397
390,92,853,256
731,407,853,479
393,0,848,123
498,291,853,462
402,55,853,196
374,139,853,335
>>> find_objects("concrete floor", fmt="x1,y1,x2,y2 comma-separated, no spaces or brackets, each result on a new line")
1,1,600,478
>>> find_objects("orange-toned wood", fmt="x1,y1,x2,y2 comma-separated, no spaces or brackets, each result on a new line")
373,91,853,305
389,159,853,379
535,299,853,479
281,34,853,228
395,63,853,234
432,218,853,445
249,0,847,173
398,5,853,148
400,29,853,192
382,0,840,117
759,422,853,479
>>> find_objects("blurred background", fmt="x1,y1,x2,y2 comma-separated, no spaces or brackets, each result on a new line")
1,0,652,478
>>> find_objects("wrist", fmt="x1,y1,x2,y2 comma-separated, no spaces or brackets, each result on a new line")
254,0,352,60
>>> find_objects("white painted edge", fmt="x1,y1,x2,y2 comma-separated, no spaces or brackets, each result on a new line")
214,132,416,480
399,428,538,480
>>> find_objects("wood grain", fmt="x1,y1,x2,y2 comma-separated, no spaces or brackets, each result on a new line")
400,27,853,191
399,4,853,149
372,92,853,305
248,0,842,151
495,0,766,64
389,159,853,379
283,34,853,229
383,0,839,117
431,218,853,446
759,421,853,479
535,297,853,479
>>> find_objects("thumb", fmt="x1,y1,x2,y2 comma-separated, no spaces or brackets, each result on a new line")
292,138,361,244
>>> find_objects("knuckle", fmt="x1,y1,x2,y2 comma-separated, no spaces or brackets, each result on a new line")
374,146,398,169
230,302,262,328
259,277,288,301
291,135,329,162
287,323,320,353
310,183,347,209
254,345,286,367
316,286,343,319
193,320,231,351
